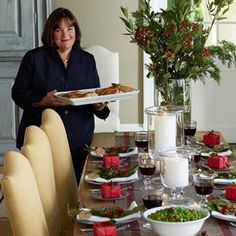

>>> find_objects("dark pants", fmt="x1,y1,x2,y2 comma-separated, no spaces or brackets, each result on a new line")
70,146,89,183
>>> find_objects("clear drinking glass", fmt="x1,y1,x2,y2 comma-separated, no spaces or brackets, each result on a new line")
193,172,214,207
134,131,148,153
138,152,156,185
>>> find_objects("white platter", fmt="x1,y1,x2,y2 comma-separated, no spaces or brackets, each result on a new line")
55,88,139,106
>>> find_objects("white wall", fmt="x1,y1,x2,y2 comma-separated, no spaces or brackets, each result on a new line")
192,68,236,143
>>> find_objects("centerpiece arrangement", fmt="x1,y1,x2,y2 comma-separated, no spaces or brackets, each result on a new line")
120,0,236,119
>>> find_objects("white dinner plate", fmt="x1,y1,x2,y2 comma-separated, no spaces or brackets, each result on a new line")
55,88,139,106
90,147,138,159
76,204,141,225
200,150,232,157
211,210,236,222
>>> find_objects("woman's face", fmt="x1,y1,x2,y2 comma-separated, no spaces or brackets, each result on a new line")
53,18,75,52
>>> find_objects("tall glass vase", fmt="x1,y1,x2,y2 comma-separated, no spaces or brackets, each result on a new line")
154,79,191,122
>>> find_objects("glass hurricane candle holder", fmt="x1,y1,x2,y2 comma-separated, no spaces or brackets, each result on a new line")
145,106,184,159
159,147,196,205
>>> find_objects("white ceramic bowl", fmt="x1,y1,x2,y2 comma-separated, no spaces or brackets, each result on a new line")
143,205,210,236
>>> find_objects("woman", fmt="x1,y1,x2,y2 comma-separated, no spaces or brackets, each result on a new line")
11,8,110,182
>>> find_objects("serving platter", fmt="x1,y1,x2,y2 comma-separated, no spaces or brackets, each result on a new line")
55,88,139,106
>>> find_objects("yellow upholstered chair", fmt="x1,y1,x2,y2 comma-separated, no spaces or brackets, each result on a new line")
21,125,62,236
41,109,78,231
1,151,50,236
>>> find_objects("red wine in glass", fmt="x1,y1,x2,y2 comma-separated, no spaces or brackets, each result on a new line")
195,185,214,195
143,194,163,209
135,140,148,149
184,127,196,136
139,165,156,176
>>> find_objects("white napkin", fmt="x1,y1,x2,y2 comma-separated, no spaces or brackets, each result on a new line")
85,170,139,183
211,210,236,222
201,150,232,157
76,201,141,223
214,178,236,185
91,148,137,158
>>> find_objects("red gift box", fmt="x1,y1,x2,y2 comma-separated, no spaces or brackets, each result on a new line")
225,184,236,201
103,155,120,168
208,155,228,169
203,131,220,146
101,183,121,199
93,222,117,236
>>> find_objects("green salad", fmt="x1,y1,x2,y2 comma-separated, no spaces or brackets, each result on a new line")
148,207,206,222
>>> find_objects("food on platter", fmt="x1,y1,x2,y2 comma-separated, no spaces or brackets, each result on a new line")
225,184,236,201
208,155,228,169
63,90,97,98
95,83,136,95
203,130,220,146
62,83,136,99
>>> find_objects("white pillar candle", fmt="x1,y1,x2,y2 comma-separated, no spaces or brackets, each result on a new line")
165,157,189,188
154,114,176,152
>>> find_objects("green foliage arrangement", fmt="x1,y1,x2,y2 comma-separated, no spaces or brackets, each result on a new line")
120,0,236,106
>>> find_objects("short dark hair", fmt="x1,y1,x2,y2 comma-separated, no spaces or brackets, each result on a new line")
41,8,81,47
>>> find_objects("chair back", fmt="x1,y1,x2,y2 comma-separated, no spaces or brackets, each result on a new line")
21,125,61,236
84,45,120,132
1,151,50,236
41,109,78,231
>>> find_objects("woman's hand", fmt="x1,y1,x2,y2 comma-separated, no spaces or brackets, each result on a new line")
32,90,68,107
94,102,108,111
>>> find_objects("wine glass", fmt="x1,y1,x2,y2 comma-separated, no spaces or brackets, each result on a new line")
135,131,148,153
184,120,197,145
193,172,214,207
159,147,195,205
138,152,156,185
141,183,164,229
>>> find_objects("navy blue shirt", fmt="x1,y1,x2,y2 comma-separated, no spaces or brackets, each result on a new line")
12,44,110,161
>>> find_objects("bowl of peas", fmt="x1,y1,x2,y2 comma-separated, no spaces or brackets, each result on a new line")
143,205,210,236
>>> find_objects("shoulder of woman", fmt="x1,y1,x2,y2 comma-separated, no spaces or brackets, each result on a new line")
24,46,48,59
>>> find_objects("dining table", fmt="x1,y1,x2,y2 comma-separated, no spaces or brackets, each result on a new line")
73,131,236,236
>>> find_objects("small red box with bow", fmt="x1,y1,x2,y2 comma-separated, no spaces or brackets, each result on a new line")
103,155,120,168
93,222,117,236
101,182,121,199
225,184,236,201
208,155,228,169
203,131,220,146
